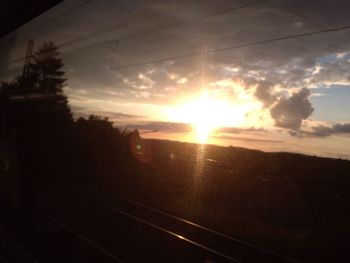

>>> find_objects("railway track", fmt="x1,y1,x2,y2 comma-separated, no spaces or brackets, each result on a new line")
43,200,236,262
5,193,300,262
5,213,122,263
102,194,300,263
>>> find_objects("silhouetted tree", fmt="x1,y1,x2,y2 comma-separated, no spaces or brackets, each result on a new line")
72,115,133,187
9,42,72,131
1,41,135,220
0,42,73,217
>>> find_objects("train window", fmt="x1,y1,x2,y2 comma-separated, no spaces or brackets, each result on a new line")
1,0,350,262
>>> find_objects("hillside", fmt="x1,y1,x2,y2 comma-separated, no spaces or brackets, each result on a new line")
108,138,350,261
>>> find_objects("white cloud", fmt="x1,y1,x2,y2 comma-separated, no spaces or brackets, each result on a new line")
176,77,187,84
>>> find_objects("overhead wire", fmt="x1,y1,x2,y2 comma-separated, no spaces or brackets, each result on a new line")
0,0,268,70
65,24,350,77
58,0,268,52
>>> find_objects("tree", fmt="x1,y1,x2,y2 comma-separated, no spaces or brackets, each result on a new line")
5,42,72,133
31,42,66,94
0,42,74,216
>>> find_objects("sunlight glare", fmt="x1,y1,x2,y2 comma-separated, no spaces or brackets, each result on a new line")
169,92,258,143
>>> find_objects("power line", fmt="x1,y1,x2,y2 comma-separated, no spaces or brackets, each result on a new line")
60,0,268,49
1,0,267,70
67,24,350,77
0,0,92,44
104,0,266,43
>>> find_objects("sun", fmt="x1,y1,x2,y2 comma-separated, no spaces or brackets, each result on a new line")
185,96,232,143
169,92,253,143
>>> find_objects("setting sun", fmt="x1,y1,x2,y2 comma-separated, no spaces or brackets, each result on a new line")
169,92,257,143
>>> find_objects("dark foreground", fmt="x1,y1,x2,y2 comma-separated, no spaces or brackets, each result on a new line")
1,138,350,262
4,192,297,263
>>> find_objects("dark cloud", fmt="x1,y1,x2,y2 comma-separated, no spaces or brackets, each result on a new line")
216,126,266,134
123,122,268,136
212,134,283,144
333,123,350,133
124,121,192,133
270,87,314,130
290,123,350,137
71,106,143,122
305,125,334,137
70,105,87,112
254,81,276,107
94,111,144,120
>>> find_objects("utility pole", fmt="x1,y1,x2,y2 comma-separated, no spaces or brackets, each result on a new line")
22,40,34,78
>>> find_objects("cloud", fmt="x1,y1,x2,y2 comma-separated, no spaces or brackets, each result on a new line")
94,111,144,120
124,121,192,133
71,105,144,123
333,123,350,133
211,134,283,144
290,123,350,137
216,126,266,134
254,81,276,107
270,87,314,130
308,52,350,87
123,122,268,137
176,77,187,84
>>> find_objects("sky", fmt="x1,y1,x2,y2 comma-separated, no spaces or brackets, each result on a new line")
1,0,350,159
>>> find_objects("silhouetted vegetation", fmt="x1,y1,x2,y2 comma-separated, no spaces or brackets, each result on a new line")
1,42,350,262
0,42,133,216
